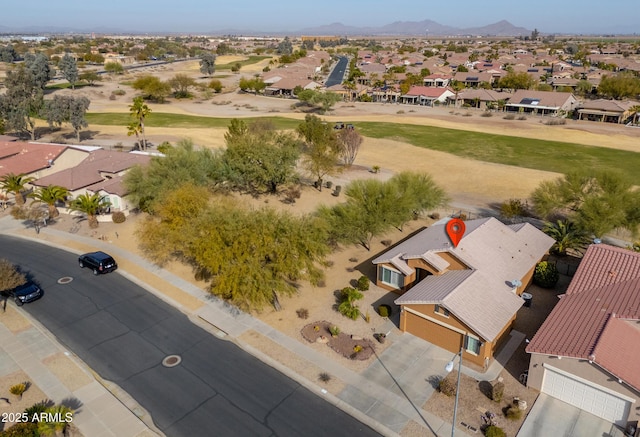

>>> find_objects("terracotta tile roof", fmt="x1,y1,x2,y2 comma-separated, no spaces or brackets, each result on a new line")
33,149,150,191
404,86,452,98
0,141,68,177
384,217,554,341
591,315,640,392
527,244,640,391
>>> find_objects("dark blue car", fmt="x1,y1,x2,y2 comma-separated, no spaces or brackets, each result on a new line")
12,281,43,306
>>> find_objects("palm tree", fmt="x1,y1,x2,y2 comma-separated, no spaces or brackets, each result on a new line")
29,185,69,218
543,219,589,256
0,173,35,206
69,193,110,229
630,105,640,125
37,404,73,437
128,96,151,150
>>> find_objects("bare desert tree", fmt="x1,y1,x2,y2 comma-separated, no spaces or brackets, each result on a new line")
0,258,26,293
337,127,363,166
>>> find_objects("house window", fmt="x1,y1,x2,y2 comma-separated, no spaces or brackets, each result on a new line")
379,266,403,288
465,335,481,355
434,304,450,317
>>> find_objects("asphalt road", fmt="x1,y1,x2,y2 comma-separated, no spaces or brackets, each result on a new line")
325,56,349,88
0,236,380,437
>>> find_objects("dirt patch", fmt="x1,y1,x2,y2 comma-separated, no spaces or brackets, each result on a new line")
42,353,92,393
0,305,31,333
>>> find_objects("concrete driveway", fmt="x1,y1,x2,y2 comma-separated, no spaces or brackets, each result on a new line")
517,394,626,437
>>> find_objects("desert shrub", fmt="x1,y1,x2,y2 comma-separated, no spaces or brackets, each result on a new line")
503,114,515,120
438,375,457,397
397,110,405,114
329,325,340,336
356,275,370,291
506,405,523,420
492,381,505,402
349,257,358,263
463,112,473,117
109,93,116,100
0,422,39,437
318,372,331,382
10,206,27,219
484,425,506,437
113,89,126,96
208,79,223,93
111,211,126,223
10,382,27,397
480,111,493,117
296,308,309,319
353,344,363,353
378,304,392,317
533,261,560,288
381,239,392,247
500,198,528,218
517,115,527,120
325,181,333,189
430,212,441,220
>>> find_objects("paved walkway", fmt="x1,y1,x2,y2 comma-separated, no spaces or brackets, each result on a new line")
0,215,523,437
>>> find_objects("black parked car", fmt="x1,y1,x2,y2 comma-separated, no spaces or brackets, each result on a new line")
11,281,43,306
78,251,118,275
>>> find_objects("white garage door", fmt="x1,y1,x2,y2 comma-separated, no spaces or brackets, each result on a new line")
542,366,631,424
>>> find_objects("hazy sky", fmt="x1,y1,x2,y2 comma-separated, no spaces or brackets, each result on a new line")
5,0,639,34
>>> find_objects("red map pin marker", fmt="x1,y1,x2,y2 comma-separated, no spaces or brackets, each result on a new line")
446,218,466,248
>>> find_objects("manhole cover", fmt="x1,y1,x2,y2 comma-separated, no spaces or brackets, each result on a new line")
57,277,73,284
162,355,182,368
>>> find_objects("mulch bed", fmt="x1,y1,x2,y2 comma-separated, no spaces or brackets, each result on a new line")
301,321,375,360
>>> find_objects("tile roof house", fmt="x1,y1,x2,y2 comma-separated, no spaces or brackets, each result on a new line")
577,99,639,124
32,149,150,213
399,86,454,106
373,217,554,368
526,244,640,427
504,89,578,116
0,141,87,179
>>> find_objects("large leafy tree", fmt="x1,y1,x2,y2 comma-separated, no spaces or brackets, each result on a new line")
128,96,151,150
0,64,45,140
45,95,90,142
131,75,171,102
0,45,18,63
58,53,79,90
319,172,448,250
199,52,217,76
598,72,640,100
222,119,300,194
168,73,196,98
297,90,342,113
297,114,342,190
531,170,640,238
124,139,223,213
0,173,35,206
498,71,537,90
29,185,69,218
277,37,293,55
24,53,54,90
69,192,110,228
137,184,329,311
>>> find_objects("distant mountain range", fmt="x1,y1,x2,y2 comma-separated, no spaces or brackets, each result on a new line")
297,20,531,37
0,19,531,37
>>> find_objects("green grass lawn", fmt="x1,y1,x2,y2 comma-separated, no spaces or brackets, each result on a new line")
85,112,640,184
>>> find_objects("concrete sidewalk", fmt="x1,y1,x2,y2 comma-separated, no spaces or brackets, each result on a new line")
0,215,519,437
